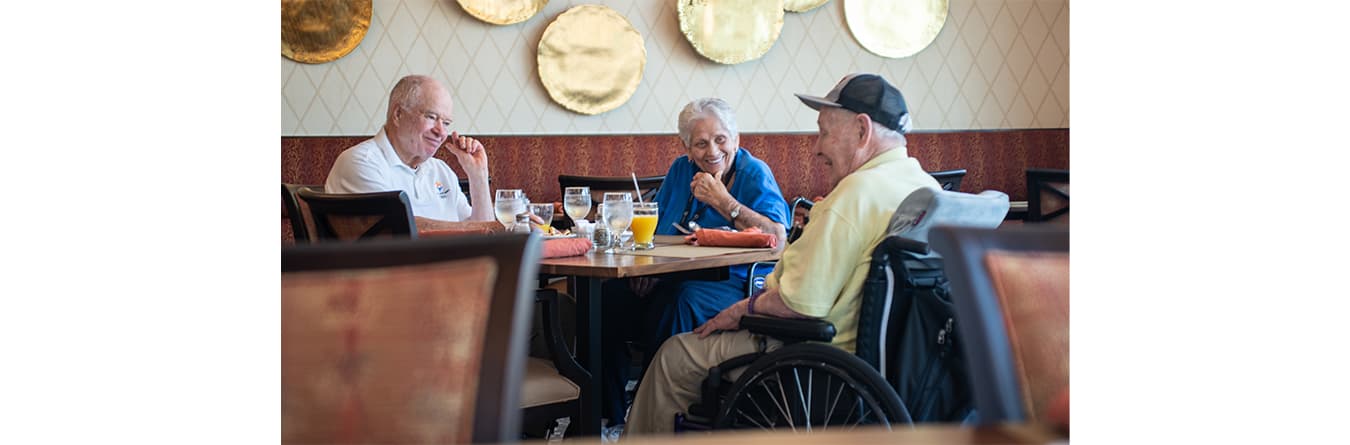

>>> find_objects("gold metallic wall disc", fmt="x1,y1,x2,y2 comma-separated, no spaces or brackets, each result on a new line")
458,0,548,25
537,5,646,115
679,0,785,65
785,0,829,13
845,0,947,58
281,0,372,64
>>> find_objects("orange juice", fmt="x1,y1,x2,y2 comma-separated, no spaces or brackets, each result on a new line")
630,214,659,247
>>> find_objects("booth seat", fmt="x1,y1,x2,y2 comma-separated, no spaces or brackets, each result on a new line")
282,129,1068,244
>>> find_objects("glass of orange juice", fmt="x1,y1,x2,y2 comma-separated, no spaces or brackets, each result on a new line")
631,202,659,250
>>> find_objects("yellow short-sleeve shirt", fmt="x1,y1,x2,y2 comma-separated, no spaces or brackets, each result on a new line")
767,148,939,352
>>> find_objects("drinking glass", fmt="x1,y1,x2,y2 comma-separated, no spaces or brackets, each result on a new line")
631,202,659,250
564,186,592,223
602,192,632,206
528,203,555,233
600,201,633,253
494,189,526,227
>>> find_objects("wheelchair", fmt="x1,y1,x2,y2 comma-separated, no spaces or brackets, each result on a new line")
677,188,1011,432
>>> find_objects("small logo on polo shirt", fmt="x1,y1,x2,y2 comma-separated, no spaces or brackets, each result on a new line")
435,181,451,197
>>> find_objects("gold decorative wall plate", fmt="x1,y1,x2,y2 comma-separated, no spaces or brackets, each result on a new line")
845,0,947,58
785,0,829,13
458,0,548,25
537,5,646,115
679,0,785,65
281,0,372,64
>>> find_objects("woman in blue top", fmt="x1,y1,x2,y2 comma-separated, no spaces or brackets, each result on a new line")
600,98,790,430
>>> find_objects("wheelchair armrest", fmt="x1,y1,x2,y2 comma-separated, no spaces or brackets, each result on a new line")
744,260,777,298
741,315,835,343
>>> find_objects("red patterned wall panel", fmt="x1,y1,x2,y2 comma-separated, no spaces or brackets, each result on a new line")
282,129,1068,211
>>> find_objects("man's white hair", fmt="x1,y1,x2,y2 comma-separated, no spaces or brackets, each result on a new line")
386,75,436,124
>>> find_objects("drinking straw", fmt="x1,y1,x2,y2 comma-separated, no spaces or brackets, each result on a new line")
631,173,644,203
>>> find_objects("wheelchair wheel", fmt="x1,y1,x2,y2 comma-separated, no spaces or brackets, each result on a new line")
713,343,910,431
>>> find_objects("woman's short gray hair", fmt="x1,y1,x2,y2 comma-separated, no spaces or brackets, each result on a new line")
386,75,435,123
677,98,739,147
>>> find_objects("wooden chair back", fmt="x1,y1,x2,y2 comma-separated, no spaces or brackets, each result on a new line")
296,189,417,242
282,183,323,244
1025,169,1069,223
928,169,968,192
557,174,663,221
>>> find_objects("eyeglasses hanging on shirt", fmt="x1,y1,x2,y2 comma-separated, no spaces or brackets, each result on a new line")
673,156,738,234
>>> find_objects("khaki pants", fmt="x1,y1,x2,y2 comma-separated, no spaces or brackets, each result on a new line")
623,330,783,436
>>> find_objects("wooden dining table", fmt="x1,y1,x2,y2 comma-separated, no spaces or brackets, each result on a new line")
537,234,781,436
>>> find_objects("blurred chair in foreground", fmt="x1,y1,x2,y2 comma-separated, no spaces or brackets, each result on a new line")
297,189,417,242
282,234,541,444
930,225,1069,432
1025,168,1069,223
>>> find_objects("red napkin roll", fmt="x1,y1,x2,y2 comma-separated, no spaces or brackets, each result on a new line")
542,237,592,258
684,226,777,249
419,227,493,238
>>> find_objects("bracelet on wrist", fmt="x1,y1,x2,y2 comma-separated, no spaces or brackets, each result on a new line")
747,293,759,315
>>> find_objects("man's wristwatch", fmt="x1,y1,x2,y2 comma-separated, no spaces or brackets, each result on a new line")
729,203,742,223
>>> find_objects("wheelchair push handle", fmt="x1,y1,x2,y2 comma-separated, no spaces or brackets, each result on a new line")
882,236,930,254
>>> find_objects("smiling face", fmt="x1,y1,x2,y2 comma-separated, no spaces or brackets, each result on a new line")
813,108,866,188
683,116,739,177
388,81,454,168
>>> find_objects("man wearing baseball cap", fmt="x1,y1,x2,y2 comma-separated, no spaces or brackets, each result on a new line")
623,73,940,435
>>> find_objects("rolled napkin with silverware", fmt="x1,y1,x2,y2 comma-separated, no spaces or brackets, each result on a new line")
542,237,593,258
683,226,777,248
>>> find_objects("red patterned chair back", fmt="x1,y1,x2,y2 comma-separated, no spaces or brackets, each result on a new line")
282,234,542,443
930,226,1069,425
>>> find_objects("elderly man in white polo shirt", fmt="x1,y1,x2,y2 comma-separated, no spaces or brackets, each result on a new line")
325,74,498,231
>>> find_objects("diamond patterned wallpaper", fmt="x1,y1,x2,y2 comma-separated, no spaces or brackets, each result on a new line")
281,0,1068,136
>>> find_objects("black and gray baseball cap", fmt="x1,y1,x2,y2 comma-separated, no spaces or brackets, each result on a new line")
795,73,911,133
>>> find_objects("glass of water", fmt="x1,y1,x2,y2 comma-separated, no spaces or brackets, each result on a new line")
564,186,592,224
600,195,633,253
494,189,526,228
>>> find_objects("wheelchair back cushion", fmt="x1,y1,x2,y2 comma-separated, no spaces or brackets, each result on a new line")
887,188,1010,244
984,250,1069,423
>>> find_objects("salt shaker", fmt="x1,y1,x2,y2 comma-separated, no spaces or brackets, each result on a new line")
592,223,611,251
513,213,532,234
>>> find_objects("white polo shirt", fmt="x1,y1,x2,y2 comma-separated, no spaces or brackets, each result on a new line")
324,129,473,221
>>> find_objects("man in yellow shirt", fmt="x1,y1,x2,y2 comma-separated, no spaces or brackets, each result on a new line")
623,73,940,435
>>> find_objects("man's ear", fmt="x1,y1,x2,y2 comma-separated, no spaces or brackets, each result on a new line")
855,113,872,146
